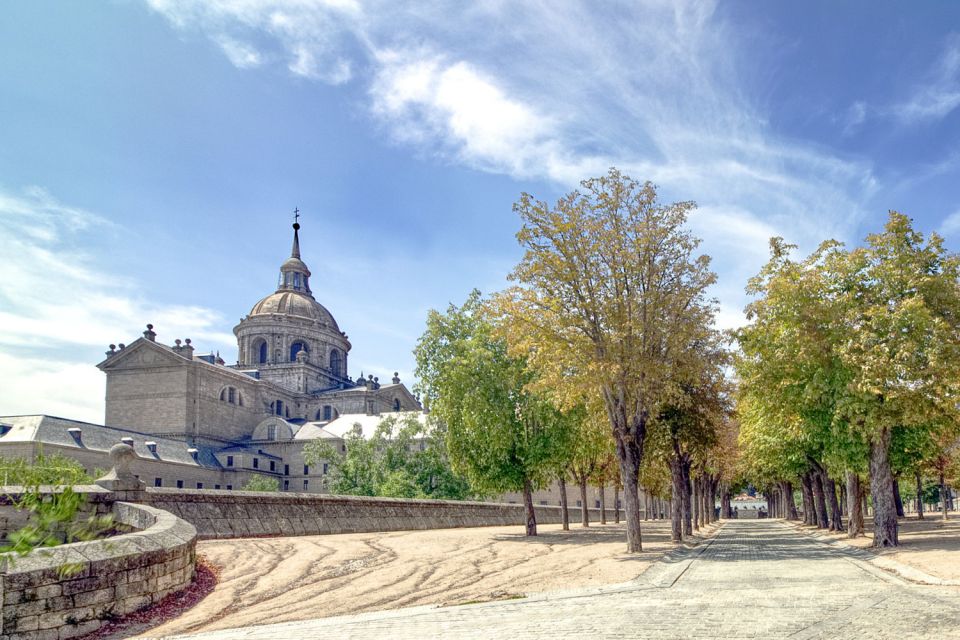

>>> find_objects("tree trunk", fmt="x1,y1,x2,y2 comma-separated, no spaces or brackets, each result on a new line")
721,485,732,519
559,474,570,531
599,480,607,525
839,481,847,515
681,458,693,537
870,426,899,547
579,476,589,527
824,475,844,532
941,472,949,521
692,475,701,531
614,485,620,524
801,473,815,525
915,471,924,520
670,457,684,541
812,471,829,528
846,471,864,538
613,433,643,551
522,477,537,536
893,476,905,518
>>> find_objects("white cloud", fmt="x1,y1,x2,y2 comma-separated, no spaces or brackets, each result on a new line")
143,0,881,333
214,34,263,68
939,209,960,237
0,187,235,423
892,35,960,124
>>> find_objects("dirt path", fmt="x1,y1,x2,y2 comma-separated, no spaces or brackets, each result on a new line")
138,520,711,638
796,514,960,580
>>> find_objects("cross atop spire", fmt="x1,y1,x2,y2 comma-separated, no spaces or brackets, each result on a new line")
291,208,302,259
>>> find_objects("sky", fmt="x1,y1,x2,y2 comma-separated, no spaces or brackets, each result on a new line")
2,0,960,424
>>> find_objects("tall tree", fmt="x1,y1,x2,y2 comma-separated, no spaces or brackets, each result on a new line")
414,290,573,536
833,213,960,546
498,169,717,552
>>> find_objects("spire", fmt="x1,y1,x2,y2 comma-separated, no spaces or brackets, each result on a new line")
291,207,301,259
277,208,312,295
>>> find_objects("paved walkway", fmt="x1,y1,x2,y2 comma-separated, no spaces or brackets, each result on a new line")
161,521,960,639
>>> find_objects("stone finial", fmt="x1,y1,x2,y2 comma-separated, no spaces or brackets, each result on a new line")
184,338,191,345
143,323,157,342
95,443,145,492
106,344,117,357
118,343,126,350
392,372,400,384
175,338,182,346
296,348,308,364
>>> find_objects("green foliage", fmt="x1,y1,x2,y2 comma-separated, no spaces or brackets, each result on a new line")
242,475,280,492
414,290,573,496
303,414,475,500
0,453,114,560
736,214,960,486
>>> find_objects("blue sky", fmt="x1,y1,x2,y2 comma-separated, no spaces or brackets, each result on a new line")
2,1,960,423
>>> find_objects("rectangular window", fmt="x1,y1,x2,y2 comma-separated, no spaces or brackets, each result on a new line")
303,465,309,475
228,388,235,404
197,482,203,489
284,464,289,476
341,444,346,453
154,478,162,487
323,405,332,420
215,484,221,490
322,463,328,475
275,400,283,416
227,455,234,467
539,500,547,505
595,500,601,508
303,479,309,491
226,484,233,490
253,458,259,469
270,460,276,472
176,480,184,489
576,500,582,507
284,480,289,491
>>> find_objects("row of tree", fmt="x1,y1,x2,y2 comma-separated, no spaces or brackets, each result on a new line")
414,169,736,551
736,214,960,546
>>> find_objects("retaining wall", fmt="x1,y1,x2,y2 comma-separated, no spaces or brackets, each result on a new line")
145,488,617,539
0,490,196,640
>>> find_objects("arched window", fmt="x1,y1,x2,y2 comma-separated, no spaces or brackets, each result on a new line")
290,341,307,362
219,388,226,401
330,350,341,376
258,341,268,364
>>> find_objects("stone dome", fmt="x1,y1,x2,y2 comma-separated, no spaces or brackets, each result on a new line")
249,291,340,331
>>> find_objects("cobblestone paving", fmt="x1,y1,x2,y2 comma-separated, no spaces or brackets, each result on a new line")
161,521,960,639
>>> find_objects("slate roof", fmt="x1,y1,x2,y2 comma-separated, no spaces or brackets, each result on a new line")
0,415,227,469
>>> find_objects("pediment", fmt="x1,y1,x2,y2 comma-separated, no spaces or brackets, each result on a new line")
96,339,189,371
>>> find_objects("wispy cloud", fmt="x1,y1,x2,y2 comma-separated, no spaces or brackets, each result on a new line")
892,34,960,124
144,0,881,329
0,187,235,422
939,209,960,237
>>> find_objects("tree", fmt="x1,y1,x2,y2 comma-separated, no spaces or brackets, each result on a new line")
414,291,573,535
497,169,717,552
833,213,960,546
242,475,280,492
302,414,473,501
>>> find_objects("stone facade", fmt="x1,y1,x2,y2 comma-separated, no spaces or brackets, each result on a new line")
0,221,422,494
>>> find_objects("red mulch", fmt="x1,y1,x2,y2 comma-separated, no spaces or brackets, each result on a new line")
78,555,220,640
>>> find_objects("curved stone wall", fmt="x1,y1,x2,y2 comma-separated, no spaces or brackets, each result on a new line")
0,497,196,640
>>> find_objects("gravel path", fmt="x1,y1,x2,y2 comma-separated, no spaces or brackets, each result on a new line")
157,520,960,640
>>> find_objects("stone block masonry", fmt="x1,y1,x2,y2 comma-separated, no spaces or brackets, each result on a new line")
0,496,196,640
145,488,615,539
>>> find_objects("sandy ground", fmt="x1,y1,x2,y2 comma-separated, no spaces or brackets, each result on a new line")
137,519,718,638
793,514,960,580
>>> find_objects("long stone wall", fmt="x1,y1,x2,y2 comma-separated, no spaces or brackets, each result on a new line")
145,488,616,539
0,491,196,640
